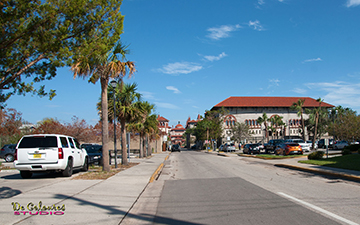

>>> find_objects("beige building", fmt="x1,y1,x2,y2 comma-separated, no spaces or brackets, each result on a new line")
211,97,334,144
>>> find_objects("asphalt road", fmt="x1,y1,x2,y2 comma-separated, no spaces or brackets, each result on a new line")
140,149,360,225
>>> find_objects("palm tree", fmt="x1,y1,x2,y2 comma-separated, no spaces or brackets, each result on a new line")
291,99,306,141
116,82,142,165
127,101,155,158
257,113,269,143
312,98,323,149
143,114,159,156
71,42,136,171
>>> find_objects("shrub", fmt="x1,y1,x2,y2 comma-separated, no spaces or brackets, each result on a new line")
344,144,360,152
308,151,325,160
342,149,352,155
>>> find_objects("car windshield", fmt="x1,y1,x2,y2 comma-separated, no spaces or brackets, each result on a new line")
292,140,304,143
18,136,57,148
85,146,102,153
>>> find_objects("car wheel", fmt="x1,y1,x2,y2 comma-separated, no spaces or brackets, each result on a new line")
5,154,14,162
62,158,73,177
20,171,32,179
81,157,89,172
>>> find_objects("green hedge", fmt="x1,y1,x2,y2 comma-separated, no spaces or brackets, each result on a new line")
308,151,325,160
344,144,360,152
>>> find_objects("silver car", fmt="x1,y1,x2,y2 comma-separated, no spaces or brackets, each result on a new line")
224,143,236,152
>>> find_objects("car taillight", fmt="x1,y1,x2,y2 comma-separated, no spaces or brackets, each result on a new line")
58,148,64,159
14,149,18,160
1,148,4,152
286,145,291,148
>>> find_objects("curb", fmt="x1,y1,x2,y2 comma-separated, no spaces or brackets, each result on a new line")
275,164,360,183
149,154,170,183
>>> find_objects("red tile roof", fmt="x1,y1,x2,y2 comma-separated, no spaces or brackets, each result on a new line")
212,97,334,108
157,115,169,122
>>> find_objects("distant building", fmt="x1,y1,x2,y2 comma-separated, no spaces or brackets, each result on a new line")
170,122,186,145
211,96,334,144
185,114,202,148
157,115,171,151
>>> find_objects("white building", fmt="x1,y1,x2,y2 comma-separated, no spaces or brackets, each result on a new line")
211,96,334,144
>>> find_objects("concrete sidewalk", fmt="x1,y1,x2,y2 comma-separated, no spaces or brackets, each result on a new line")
214,150,360,182
1,152,169,225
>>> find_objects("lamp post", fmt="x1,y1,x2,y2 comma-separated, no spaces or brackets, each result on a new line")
110,80,118,168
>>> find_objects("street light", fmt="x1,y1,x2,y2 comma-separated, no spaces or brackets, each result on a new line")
110,80,118,168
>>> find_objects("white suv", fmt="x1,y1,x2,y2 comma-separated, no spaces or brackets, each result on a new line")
14,134,88,178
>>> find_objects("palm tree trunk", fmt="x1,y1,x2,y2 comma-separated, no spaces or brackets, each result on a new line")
120,119,128,165
101,77,110,172
300,111,306,141
313,112,319,150
142,136,146,157
139,134,143,158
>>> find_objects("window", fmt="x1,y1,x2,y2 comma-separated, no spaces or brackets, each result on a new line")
68,138,75,148
60,137,69,148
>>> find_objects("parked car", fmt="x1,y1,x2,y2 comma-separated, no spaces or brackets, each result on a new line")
306,140,318,150
243,144,261,154
0,144,17,162
172,144,181,152
333,140,349,149
14,134,88,178
265,139,285,153
84,144,103,165
224,143,236,152
275,143,303,156
218,145,224,151
286,139,311,152
318,139,334,148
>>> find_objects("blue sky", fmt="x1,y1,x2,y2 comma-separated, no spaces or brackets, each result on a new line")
7,0,360,127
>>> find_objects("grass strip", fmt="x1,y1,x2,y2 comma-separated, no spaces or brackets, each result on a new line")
299,154,360,172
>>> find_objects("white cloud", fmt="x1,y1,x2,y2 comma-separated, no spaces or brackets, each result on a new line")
293,88,307,94
302,57,322,63
206,24,241,40
203,52,227,62
258,0,265,5
248,20,264,31
306,81,360,111
139,91,156,100
346,0,360,7
269,79,280,86
166,86,181,94
158,62,202,75
154,102,180,109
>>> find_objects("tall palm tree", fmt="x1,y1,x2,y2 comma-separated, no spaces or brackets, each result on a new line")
257,112,269,142
116,82,141,165
312,98,323,149
71,42,136,171
143,114,159,156
291,99,306,141
127,101,155,158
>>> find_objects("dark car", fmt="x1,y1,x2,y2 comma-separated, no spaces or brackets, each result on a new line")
84,145,103,165
0,144,17,162
243,144,261,154
172,144,181,152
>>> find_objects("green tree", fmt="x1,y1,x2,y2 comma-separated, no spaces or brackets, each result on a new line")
327,106,359,141
1,0,125,106
103,82,141,165
229,122,251,144
72,43,136,171
0,108,23,146
127,101,156,158
291,99,306,141
257,113,269,142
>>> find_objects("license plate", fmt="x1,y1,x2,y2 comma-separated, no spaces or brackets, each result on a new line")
293,151,298,153
33,154,41,159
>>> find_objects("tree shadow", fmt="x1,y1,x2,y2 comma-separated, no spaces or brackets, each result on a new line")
0,186,22,199
54,193,201,224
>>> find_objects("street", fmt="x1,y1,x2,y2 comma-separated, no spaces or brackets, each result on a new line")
126,149,360,225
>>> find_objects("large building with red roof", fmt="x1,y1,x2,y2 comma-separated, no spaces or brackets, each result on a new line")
211,96,334,144
170,122,186,145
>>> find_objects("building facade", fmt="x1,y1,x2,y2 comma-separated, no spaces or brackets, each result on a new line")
170,122,186,145
211,97,334,144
